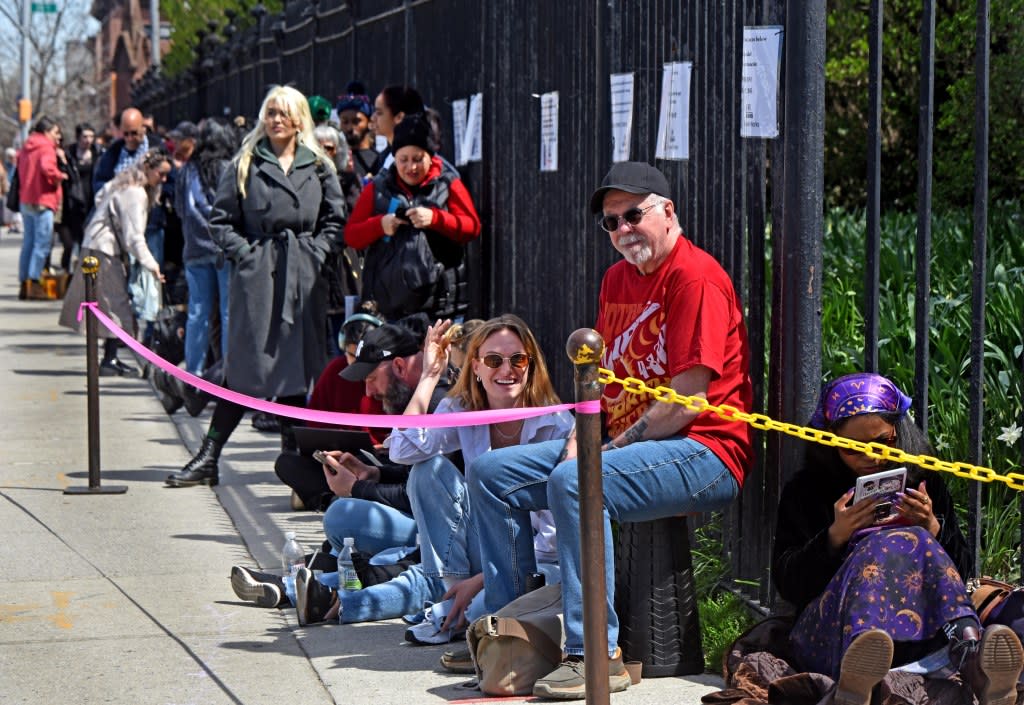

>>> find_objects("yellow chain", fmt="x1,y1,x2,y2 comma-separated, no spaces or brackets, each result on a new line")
597,368,1024,492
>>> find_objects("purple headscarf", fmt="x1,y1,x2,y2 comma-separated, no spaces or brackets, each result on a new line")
809,373,913,430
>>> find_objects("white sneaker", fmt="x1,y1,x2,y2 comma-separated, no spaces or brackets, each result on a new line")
404,600,466,645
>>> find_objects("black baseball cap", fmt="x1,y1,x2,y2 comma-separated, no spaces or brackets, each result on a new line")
589,161,672,214
339,324,421,381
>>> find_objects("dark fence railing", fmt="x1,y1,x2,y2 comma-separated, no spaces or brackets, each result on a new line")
133,0,1005,604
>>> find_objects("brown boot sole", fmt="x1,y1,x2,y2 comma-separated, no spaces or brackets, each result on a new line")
978,625,1024,705
835,630,894,705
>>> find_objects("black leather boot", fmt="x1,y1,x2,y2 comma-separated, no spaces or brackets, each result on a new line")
166,437,222,487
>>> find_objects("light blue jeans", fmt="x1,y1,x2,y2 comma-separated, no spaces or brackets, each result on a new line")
322,497,418,556
19,205,53,281
332,563,445,624
407,455,481,579
469,436,739,656
183,258,230,374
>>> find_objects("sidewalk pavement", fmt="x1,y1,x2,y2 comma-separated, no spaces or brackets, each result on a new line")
0,227,724,704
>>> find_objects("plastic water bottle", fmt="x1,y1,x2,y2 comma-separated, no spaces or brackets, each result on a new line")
338,537,362,592
281,531,305,580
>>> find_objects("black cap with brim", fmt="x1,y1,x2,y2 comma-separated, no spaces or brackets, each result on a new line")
589,161,672,214
338,324,421,382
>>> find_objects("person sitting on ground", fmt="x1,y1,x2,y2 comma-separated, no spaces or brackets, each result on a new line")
773,372,1024,705
274,310,388,512
271,314,570,634
232,321,457,622
165,85,346,488
469,161,754,699
370,314,573,642
58,150,170,376
345,114,481,321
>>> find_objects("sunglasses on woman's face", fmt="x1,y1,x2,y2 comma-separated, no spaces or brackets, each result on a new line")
478,353,531,370
321,144,337,154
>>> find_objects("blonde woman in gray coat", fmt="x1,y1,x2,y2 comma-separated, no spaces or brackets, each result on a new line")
59,149,170,376
167,85,346,488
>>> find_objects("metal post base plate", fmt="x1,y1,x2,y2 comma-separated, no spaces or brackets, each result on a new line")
63,485,128,495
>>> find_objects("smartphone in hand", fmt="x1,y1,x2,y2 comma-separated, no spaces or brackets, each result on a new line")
312,450,337,475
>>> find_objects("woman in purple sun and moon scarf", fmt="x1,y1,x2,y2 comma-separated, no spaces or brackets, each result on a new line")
772,372,1024,705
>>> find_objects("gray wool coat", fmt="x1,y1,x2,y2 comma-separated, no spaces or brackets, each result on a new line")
210,139,346,398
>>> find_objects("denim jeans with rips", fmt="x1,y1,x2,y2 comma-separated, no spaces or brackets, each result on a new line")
468,436,738,657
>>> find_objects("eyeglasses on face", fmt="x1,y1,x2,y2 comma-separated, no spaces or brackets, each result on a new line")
598,203,658,233
837,430,897,455
123,130,144,138
321,144,337,154
478,353,531,370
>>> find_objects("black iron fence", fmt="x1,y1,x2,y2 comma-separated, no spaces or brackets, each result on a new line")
133,0,1008,606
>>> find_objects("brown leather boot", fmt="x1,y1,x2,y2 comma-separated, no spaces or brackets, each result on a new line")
18,280,27,300
958,625,1024,705
25,279,50,300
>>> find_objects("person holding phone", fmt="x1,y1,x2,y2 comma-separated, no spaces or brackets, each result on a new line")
773,372,1022,705
343,113,480,321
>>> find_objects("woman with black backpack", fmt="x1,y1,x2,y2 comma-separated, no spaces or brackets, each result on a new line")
344,114,480,321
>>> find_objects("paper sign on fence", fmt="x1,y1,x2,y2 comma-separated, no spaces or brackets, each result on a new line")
610,73,635,162
740,26,784,139
655,62,692,160
452,99,468,166
540,91,559,172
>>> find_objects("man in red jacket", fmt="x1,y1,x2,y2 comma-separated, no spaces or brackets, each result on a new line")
17,116,67,300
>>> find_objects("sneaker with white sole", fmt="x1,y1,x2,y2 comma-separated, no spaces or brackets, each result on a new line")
404,600,465,645
834,629,894,705
230,566,284,608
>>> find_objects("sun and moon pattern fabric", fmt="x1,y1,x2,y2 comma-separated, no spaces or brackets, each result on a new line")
789,525,976,679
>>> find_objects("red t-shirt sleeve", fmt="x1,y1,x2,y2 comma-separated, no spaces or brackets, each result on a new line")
428,178,481,244
344,182,386,249
663,276,732,379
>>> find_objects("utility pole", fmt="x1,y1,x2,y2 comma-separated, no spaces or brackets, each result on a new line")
19,0,31,142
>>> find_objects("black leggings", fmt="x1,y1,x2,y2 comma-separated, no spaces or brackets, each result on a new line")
205,394,306,446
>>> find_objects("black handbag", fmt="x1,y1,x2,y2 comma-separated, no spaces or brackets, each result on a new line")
6,168,19,213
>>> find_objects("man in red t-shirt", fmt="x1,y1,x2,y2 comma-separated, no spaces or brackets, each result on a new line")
470,162,753,699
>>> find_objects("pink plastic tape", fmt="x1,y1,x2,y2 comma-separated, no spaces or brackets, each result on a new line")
79,302,602,428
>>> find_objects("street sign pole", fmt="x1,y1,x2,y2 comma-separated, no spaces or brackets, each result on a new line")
19,0,30,142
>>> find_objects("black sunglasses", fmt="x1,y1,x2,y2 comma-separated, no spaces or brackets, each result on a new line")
598,203,658,233
122,130,144,137
479,353,531,370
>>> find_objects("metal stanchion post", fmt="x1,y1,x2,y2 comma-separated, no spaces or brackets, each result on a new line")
566,328,609,705
65,257,128,496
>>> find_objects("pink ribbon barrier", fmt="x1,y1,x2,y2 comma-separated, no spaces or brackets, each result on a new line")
78,302,601,428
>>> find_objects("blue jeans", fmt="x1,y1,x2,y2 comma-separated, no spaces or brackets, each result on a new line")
335,563,444,623
183,258,230,374
322,497,418,556
19,205,53,281
469,437,739,656
407,455,481,579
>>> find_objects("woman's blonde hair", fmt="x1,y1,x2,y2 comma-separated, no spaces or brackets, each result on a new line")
102,149,170,207
450,314,562,411
234,85,335,197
